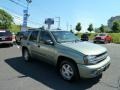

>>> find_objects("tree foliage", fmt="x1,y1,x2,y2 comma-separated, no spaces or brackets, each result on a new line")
111,21,120,33
70,29,73,33
0,9,13,29
87,24,94,32
75,22,81,32
10,24,21,33
99,24,105,33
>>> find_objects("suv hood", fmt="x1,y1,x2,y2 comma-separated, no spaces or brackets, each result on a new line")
61,41,107,55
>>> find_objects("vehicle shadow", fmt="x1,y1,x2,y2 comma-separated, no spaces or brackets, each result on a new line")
5,57,102,90
0,44,11,48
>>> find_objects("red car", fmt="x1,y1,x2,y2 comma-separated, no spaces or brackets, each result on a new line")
0,30,13,46
94,33,112,44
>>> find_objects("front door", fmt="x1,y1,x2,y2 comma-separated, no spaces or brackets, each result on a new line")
36,31,56,64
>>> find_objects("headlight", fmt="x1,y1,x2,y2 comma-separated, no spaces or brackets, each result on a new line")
83,55,96,65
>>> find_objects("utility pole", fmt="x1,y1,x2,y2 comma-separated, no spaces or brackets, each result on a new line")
56,17,60,29
66,22,69,31
70,25,72,30
21,0,32,31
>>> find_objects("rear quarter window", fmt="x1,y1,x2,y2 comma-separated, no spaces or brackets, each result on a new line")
23,31,31,40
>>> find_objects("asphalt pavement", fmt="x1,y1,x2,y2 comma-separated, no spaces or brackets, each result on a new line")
0,43,120,90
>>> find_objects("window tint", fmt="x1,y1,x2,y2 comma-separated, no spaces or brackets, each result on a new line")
40,31,52,42
23,31,31,40
0,31,12,36
29,31,39,42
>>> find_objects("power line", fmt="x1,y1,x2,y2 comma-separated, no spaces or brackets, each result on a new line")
1,5,23,16
13,15,41,26
1,6,41,26
16,0,26,5
9,0,26,8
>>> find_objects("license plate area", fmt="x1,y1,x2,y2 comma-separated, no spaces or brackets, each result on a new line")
2,37,6,40
96,63,110,75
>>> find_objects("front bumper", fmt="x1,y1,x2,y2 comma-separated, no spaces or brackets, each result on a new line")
77,56,110,78
94,39,105,42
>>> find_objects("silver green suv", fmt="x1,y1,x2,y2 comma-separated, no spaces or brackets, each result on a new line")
21,29,110,81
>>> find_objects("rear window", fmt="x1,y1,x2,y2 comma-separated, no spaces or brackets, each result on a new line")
0,31,12,36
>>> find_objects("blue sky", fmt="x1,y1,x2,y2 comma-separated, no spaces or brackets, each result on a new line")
0,0,120,32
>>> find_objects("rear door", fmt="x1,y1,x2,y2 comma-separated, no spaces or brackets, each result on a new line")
27,30,40,57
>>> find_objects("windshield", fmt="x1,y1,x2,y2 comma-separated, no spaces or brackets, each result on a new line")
98,33,107,36
51,31,80,43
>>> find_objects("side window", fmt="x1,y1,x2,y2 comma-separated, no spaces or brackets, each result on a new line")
40,31,52,43
29,31,39,42
23,31,31,40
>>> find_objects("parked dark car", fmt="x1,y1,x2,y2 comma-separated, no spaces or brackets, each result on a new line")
0,30,13,46
81,33,89,41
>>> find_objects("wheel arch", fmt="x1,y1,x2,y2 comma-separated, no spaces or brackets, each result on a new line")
56,56,77,68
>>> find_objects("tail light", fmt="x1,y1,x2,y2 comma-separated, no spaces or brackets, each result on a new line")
6,36,12,41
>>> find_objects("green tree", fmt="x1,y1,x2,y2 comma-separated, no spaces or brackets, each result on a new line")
70,29,73,33
10,24,21,33
87,24,94,32
99,24,105,33
0,9,13,29
111,21,120,33
75,22,81,32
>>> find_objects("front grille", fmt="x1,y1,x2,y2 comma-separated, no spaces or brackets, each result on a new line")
95,37,101,40
94,52,108,64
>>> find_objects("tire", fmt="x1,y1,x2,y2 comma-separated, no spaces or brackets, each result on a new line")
22,49,31,62
59,60,80,82
109,40,111,43
9,43,13,47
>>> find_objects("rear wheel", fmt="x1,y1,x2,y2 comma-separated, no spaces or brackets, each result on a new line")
22,49,31,62
9,43,13,47
59,60,80,81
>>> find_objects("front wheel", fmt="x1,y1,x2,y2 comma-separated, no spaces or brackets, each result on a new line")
104,40,108,44
59,60,80,81
93,41,96,43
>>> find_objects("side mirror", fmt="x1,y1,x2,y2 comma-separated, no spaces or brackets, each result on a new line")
44,40,54,45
